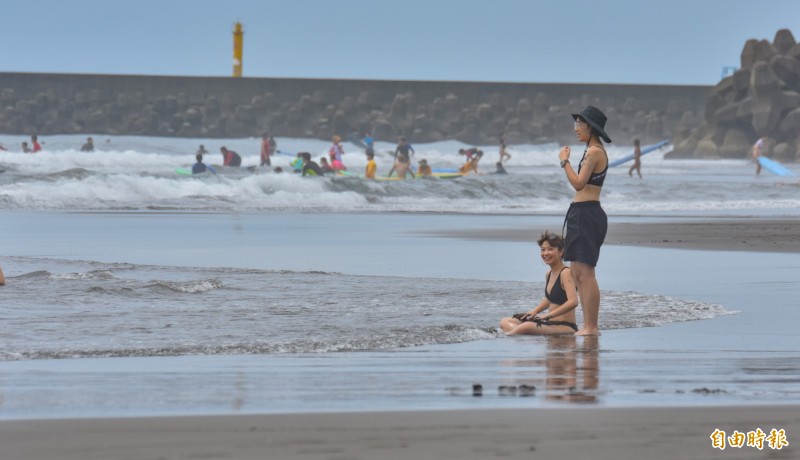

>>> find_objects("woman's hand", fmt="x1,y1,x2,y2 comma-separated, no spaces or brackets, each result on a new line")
559,146,571,162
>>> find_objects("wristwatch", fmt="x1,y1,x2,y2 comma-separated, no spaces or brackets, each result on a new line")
560,159,570,168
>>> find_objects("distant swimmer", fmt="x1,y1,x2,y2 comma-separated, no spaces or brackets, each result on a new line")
628,138,642,178
417,158,432,177
300,152,324,176
260,133,272,167
31,135,41,153
499,136,511,164
753,136,767,175
196,144,208,155
459,149,483,174
80,137,95,152
499,231,578,335
365,151,377,179
328,135,346,170
192,153,215,174
494,161,507,174
21,141,31,153
390,136,415,179
363,132,375,156
220,146,242,167
290,152,304,173
319,157,335,173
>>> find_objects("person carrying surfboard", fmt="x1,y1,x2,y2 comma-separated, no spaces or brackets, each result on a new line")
752,136,767,175
628,139,642,178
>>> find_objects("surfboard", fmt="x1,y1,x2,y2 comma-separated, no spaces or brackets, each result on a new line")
175,168,192,176
336,170,463,180
758,156,797,177
609,139,671,167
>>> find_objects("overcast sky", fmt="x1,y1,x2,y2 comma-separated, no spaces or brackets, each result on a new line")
2,0,797,85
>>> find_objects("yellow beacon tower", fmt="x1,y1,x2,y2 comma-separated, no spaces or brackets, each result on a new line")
233,22,243,77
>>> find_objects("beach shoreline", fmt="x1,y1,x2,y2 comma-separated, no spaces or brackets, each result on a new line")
2,406,797,460
423,217,800,253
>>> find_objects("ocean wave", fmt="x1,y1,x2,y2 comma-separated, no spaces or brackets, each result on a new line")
142,278,224,293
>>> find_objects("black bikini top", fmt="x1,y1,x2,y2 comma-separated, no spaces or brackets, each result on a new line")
577,144,608,187
545,267,570,305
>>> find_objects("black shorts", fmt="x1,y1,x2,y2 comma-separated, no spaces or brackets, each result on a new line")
563,201,607,267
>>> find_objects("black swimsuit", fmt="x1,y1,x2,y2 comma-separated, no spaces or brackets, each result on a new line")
545,267,569,305
577,145,608,187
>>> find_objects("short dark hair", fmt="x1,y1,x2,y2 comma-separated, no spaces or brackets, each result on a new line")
537,230,564,250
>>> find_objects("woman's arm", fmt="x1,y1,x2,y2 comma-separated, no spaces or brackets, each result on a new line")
559,146,602,191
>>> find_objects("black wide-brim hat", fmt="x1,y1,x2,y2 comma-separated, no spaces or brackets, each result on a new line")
571,106,612,143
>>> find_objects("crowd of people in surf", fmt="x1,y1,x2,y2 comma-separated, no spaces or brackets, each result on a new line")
188,132,514,179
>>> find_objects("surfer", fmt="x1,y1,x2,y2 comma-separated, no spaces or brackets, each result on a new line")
417,159,432,177
499,136,511,164
319,157,335,173
365,152,377,179
260,133,272,167
80,137,95,152
499,231,578,335
558,106,611,336
21,141,31,153
192,153,209,174
753,136,767,175
300,152,324,176
196,145,208,156
390,137,415,179
290,152,304,173
459,150,483,175
31,135,42,153
220,147,242,167
329,135,346,170
628,138,642,178
363,132,375,156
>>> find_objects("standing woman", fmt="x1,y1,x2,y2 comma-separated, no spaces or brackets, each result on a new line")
628,138,642,178
558,106,610,336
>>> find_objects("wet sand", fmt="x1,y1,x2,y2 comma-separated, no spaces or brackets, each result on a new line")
428,218,800,253
2,407,797,460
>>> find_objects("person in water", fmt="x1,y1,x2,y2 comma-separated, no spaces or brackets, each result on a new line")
21,141,31,153
220,146,242,167
628,138,642,178
499,231,578,335
319,157,335,173
300,152,324,176
260,133,272,167
499,136,511,164
494,161,507,174
192,153,209,174
752,136,767,175
196,145,209,156
558,106,611,336
363,132,375,157
328,135,346,170
80,137,94,152
390,137,415,179
31,135,42,153
459,149,483,174
365,152,377,179
290,152,304,173
417,159,432,177
0,265,5,286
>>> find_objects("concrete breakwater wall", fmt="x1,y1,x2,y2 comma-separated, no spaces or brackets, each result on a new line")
0,72,709,146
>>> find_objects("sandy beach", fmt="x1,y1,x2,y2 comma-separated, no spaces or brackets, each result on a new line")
2,407,797,460
427,218,800,253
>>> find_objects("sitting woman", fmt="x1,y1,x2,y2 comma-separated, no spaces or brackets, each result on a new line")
499,231,579,335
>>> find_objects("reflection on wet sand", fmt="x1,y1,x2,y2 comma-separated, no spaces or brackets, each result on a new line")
501,336,600,403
